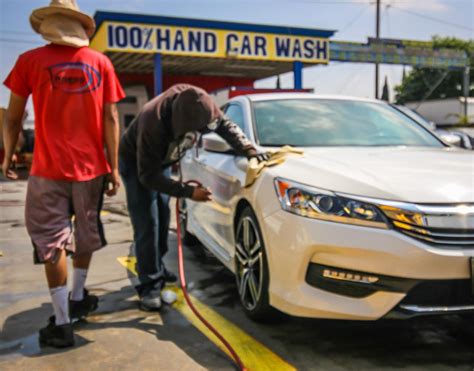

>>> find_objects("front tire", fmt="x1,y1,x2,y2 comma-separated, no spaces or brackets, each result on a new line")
235,206,276,321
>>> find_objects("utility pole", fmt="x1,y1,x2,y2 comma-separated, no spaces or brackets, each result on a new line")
375,0,381,99
463,66,470,119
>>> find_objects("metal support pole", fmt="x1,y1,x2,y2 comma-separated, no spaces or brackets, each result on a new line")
463,66,470,118
154,53,162,96
375,0,381,99
293,61,303,89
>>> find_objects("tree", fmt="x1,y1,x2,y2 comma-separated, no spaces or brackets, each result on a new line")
381,76,390,101
394,37,474,104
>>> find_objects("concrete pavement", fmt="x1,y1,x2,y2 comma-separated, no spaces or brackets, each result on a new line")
0,177,232,370
1,176,473,371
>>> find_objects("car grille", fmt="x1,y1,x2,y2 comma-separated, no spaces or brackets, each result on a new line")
400,279,474,306
338,195,474,248
376,203,474,248
392,220,474,247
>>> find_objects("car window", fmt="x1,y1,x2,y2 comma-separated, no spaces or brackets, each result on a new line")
393,105,435,130
224,104,246,131
252,99,444,147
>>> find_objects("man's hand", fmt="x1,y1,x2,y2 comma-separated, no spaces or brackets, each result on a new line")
105,169,120,197
191,186,212,202
104,103,119,196
3,93,26,180
249,152,271,163
2,154,18,180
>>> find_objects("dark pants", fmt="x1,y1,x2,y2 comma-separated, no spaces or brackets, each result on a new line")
119,156,171,296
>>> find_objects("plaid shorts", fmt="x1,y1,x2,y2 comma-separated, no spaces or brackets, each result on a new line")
25,175,107,263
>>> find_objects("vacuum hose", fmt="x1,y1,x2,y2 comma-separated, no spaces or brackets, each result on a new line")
176,180,247,371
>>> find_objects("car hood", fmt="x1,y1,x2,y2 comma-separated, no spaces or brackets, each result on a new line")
265,146,474,203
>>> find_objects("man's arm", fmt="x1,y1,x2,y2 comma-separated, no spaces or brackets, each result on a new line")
103,103,120,196
136,114,196,198
214,117,257,157
2,93,27,179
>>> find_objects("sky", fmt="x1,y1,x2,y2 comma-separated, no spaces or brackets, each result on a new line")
0,0,473,116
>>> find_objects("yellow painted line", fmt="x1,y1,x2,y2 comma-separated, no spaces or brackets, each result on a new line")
117,256,296,371
101,210,110,216
117,256,138,275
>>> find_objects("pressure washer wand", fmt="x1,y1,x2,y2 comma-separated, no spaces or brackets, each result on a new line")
175,180,247,371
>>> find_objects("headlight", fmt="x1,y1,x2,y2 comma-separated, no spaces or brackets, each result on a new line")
274,178,389,229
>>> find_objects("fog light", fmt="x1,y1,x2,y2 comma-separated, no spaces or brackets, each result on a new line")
323,269,379,284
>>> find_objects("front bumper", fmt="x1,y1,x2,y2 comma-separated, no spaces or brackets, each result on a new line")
386,278,474,318
260,209,474,320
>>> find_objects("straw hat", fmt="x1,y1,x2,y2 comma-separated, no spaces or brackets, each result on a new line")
30,0,95,38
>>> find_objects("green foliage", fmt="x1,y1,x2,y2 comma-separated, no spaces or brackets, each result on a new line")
445,113,473,125
395,36,474,104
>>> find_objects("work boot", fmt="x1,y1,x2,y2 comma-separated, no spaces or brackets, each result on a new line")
70,289,99,322
39,317,74,348
139,288,162,311
163,267,177,283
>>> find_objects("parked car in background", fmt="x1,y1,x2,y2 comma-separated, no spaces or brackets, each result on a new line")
393,104,473,150
405,97,474,126
181,94,474,321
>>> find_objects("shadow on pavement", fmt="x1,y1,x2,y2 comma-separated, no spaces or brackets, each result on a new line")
0,285,232,369
248,309,474,369
170,240,474,370
0,249,236,370
2,240,473,370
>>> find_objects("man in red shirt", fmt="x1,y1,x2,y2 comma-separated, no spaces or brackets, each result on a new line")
2,0,125,348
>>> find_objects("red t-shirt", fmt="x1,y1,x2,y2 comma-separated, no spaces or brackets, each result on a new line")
4,44,125,181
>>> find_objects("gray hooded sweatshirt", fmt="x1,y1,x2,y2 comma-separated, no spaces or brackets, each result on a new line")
119,84,256,198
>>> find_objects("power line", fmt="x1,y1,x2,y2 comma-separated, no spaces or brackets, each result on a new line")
389,0,471,3
297,0,471,2
390,5,474,31
337,63,370,94
294,1,375,4
0,29,35,36
0,38,41,45
385,2,392,36
338,4,372,34
390,0,470,2
385,2,397,101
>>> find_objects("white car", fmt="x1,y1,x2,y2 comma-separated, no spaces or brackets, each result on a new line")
180,93,474,321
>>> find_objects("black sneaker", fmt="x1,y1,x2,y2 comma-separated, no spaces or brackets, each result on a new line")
163,268,177,283
70,289,99,322
39,317,74,348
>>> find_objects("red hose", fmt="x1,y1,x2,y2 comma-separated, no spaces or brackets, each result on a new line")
176,181,247,371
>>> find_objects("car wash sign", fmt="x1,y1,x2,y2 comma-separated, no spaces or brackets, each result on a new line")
330,38,469,68
92,21,330,64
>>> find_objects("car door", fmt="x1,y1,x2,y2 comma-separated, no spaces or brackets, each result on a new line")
183,102,251,266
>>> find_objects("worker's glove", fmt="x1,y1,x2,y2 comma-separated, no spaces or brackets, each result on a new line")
249,152,271,163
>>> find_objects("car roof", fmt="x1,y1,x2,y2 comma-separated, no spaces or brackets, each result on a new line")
234,92,383,104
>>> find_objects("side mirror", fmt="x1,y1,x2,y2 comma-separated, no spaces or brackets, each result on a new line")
203,133,234,154
439,133,462,147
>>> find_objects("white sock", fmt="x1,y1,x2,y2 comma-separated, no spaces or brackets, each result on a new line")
50,286,70,325
71,268,88,301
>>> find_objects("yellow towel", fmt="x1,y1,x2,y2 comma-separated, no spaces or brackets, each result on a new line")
245,146,304,187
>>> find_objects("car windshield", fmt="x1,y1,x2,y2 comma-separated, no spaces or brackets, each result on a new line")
252,99,444,147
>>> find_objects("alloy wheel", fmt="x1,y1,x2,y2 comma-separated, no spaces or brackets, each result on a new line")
235,216,264,310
